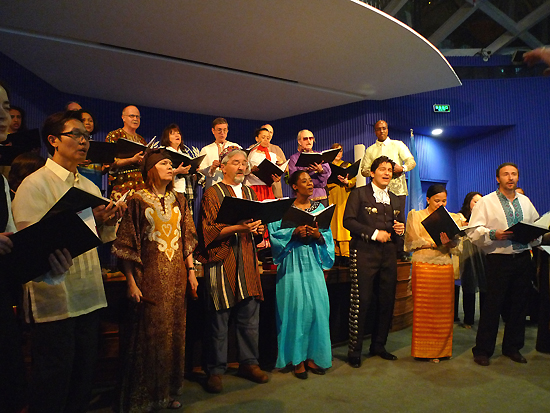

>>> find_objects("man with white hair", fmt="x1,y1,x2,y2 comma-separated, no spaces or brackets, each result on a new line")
196,147,269,394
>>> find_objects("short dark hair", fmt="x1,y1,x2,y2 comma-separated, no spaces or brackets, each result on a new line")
42,111,82,155
74,109,97,135
9,105,26,131
459,191,483,220
288,170,309,193
496,162,519,178
212,118,228,128
254,127,270,138
370,156,395,173
160,123,182,149
8,152,46,193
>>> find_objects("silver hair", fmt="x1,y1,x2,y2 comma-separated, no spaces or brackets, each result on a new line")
221,149,248,165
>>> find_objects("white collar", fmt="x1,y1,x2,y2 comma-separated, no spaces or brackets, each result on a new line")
45,158,77,183
377,136,392,146
371,182,390,204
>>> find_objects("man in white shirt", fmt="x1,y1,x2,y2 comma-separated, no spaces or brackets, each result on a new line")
343,156,405,367
12,111,121,412
360,120,416,260
198,118,241,189
469,163,540,366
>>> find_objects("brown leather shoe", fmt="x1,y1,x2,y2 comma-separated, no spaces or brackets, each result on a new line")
238,364,269,384
205,374,223,393
473,355,490,366
502,351,527,364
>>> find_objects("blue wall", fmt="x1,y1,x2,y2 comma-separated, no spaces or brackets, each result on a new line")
2,51,549,214
1,52,262,152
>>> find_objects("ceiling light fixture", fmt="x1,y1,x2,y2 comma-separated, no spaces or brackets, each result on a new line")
432,128,443,136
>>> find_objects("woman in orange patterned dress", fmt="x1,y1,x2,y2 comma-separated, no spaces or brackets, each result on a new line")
404,184,462,363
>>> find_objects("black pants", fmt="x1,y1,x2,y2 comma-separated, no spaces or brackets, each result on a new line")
0,286,27,413
536,249,550,352
473,252,533,358
454,285,486,325
348,242,397,357
29,310,100,413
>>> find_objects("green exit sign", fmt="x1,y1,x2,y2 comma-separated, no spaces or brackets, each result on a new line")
433,104,450,113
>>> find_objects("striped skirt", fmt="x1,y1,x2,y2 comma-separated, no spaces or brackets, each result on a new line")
411,262,454,359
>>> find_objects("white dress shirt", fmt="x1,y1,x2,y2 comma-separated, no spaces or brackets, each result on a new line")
12,159,116,323
360,137,416,196
370,182,391,241
198,140,241,189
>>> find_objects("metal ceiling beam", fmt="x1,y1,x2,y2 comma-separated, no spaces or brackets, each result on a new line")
428,3,477,47
486,0,550,53
466,0,542,53
383,0,408,17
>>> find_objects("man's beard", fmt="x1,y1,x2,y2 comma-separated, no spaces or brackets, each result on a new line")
233,174,244,184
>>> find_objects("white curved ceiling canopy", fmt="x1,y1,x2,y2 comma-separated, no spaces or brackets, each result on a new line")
0,0,461,120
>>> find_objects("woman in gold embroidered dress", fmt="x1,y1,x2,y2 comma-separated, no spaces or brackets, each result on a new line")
113,148,198,411
404,184,462,363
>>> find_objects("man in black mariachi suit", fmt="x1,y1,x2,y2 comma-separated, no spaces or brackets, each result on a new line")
343,156,405,367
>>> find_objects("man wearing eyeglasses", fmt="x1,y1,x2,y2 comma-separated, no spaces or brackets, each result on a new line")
106,105,146,200
12,111,122,413
288,129,331,206
198,117,241,189
360,120,416,260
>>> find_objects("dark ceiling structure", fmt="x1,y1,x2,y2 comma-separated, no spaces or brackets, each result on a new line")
363,0,550,59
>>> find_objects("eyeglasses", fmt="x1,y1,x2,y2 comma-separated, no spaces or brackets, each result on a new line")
124,114,141,119
215,128,228,133
60,131,91,141
301,136,314,141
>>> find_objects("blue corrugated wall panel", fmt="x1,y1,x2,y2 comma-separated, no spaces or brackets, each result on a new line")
2,51,549,214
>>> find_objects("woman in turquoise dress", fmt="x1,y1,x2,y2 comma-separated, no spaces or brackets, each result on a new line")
268,170,335,379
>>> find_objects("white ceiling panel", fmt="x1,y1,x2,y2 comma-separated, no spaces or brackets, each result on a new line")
0,0,461,120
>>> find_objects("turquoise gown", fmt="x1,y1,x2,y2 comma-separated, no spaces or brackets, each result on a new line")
268,202,335,369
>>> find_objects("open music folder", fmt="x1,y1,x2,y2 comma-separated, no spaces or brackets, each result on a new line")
215,197,295,225
281,204,335,230
294,148,340,168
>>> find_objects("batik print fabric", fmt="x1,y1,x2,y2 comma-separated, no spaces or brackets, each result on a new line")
113,189,197,412
106,128,146,201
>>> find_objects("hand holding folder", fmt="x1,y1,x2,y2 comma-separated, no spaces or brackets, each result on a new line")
328,160,360,185
281,204,335,230
421,207,463,247
0,210,102,283
295,148,340,168
215,197,295,225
